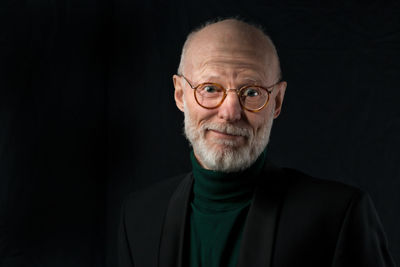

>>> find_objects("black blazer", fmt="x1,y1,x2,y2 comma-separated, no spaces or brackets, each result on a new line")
118,162,395,267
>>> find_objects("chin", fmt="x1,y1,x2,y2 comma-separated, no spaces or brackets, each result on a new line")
193,138,255,172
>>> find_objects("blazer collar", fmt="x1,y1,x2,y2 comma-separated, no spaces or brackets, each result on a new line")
236,161,288,267
158,161,287,267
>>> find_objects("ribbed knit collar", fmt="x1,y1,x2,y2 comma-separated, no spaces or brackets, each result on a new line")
190,150,266,212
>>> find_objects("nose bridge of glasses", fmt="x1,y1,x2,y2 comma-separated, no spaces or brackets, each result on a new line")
222,88,242,109
226,88,240,96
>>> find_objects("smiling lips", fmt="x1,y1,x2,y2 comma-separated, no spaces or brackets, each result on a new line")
201,122,251,144
209,129,244,139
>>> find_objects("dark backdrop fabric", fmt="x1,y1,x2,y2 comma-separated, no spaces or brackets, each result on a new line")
1,1,399,266
0,0,110,266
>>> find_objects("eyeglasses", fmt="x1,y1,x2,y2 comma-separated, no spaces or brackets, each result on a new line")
179,75,281,112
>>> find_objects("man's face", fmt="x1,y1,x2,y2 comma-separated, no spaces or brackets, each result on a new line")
173,21,286,172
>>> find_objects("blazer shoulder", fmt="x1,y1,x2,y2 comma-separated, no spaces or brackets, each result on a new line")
280,167,363,199
264,167,395,267
262,163,366,215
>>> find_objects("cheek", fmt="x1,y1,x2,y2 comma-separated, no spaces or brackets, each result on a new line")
196,109,218,126
184,94,216,125
246,108,273,132
249,118,264,133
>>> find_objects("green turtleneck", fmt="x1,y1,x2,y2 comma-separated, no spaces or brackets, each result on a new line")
188,150,266,267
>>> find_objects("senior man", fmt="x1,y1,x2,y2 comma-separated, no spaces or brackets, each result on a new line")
118,18,395,267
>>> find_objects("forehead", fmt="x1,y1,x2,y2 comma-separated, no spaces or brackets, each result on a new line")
191,51,274,82
184,22,278,82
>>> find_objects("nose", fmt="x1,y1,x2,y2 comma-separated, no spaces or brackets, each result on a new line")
217,89,242,122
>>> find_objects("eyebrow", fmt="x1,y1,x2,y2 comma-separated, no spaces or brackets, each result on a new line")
242,78,263,84
199,75,220,82
199,76,263,86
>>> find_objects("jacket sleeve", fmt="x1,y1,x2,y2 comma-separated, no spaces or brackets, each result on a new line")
118,199,135,267
332,191,396,267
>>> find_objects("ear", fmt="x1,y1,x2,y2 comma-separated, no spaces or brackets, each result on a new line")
273,81,287,118
173,75,184,112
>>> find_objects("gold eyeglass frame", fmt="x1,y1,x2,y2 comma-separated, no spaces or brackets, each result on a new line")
179,74,281,112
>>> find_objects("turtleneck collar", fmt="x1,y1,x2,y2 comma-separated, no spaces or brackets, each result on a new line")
190,149,267,212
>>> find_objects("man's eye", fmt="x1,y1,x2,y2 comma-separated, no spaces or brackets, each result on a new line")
243,88,260,97
203,85,218,93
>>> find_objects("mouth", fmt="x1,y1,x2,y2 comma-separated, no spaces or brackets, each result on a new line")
201,122,251,146
208,129,244,139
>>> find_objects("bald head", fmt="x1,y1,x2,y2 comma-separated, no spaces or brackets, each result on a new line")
173,18,287,172
177,18,281,81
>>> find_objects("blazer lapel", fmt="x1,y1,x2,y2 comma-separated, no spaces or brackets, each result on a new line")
158,173,193,267
236,163,287,267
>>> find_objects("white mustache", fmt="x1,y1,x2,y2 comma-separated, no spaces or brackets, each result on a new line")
202,122,251,138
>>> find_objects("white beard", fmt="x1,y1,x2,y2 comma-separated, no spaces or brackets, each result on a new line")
183,101,274,172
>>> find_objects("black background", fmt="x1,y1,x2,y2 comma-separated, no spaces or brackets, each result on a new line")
1,0,399,266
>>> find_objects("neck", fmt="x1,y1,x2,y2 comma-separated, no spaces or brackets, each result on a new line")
190,149,266,212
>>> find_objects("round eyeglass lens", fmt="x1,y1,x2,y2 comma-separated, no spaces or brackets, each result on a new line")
195,83,225,108
240,86,269,110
